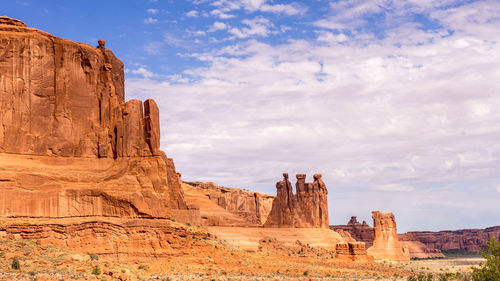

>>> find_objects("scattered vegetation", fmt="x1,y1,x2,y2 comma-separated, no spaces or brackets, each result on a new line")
92,265,101,275
138,264,149,270
471,237,500,281
11,256,20,270
90,253,99,260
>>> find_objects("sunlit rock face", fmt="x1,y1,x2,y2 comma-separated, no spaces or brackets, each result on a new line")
367,211,410,261
264,173,329,228
0,16,199,227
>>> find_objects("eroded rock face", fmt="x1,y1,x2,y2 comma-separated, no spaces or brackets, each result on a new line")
331,216,375,247
0,18,198,223
398,233,445,258
264,173,329,228
335,242,373,262
408,226,500,253
183,181,274,226
367,211,410,261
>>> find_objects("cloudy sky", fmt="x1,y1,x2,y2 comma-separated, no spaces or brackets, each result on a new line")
3,0,500,232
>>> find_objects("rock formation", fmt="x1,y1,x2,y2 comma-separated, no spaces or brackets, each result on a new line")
398,233,445,258
0,17,199,257
366,211,410,260
182,181,274,226
331,216,375,247
335,242,373,262
408,226,500,253
264,173,329,228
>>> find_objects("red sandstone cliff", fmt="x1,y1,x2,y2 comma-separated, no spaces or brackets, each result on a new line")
0,17,199,258
182,181,274,226
264,173,329,228
367,211,410,261
331,216,375,247
408,226,500,253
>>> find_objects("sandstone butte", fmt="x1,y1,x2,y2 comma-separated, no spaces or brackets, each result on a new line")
0,16,377,264
366,211,411,261
332,216,446,259
264,173,329,228
0,16,201,259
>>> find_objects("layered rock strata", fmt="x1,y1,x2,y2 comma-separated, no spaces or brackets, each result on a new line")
398,233,445,258
367,211,410,261
335,242,373,262
331,216,375,247
408,226,500,252
0,17,199,257
183,181,274,226
264,173,329,228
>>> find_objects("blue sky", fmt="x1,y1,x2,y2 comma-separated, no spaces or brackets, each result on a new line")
2,0,500,232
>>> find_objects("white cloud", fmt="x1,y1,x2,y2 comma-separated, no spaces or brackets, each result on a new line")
229,17,273,38
208,21,228,32
143,41,164,55
144,17,158,24
127,0,500,231
207,0,305,15
130,67,156,78
147,8,159,14
186,10,199,17
210,9,235,19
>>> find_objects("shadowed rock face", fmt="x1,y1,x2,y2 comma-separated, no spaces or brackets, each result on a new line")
331,216,375,247
264,173,329,228
367,211,410,261
0,17,198,223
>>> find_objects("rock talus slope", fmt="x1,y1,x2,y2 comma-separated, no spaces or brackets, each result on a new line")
0,16,199,258
367,211,410,261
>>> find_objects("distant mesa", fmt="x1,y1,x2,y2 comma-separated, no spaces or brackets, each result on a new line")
264,173,329,228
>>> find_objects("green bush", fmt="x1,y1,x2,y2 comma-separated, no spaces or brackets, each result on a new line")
138,264,149,270
303,270,309,276
92,265,101,275
472,237,500,281
90,253,99,261
11,257,20,270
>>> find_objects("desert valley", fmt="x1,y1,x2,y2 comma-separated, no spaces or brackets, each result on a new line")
0,15,499,281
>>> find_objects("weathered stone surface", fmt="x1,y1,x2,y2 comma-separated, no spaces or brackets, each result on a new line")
408,226,500,253
0,19,199,225
335,242,373,262
183,181,274,226
264,173,329,228
398,233,445,258
367,211,410,261
331,216,375,247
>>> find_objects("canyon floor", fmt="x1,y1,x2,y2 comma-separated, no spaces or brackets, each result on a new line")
0,232,484,281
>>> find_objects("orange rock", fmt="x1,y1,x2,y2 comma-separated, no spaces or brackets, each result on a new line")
264,173,329,228
367,211,410,261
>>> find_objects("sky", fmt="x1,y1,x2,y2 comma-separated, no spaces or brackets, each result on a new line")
2,0,500,232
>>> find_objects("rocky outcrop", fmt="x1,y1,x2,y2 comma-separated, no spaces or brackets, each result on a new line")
183,181,274,226
264,173,329,228
408,226,500,252
398,233,445,258
335,242,373,262
0,17,200,257
331,216,375,247
367,211,410,261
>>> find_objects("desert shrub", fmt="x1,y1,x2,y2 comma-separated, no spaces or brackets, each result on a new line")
303,270,309,276
11,257,20,270
472,237,500,281
92,265,101,275
138,264,148,270
426,273,434,281
90,253,99,261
